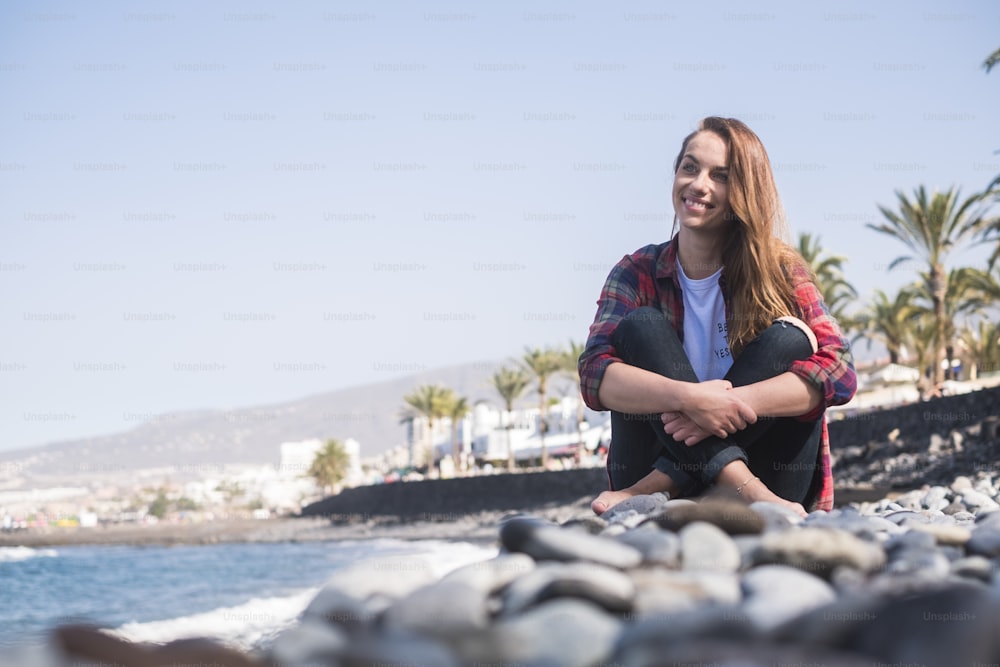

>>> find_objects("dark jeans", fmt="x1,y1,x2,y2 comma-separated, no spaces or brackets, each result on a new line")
606,307,822,506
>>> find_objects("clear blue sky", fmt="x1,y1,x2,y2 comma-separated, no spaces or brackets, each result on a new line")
1,0,997,452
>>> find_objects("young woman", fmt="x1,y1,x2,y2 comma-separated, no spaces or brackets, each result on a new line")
578,117,856,517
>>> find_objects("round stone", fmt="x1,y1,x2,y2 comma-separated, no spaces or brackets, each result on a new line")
908,522,972,546
500,516,643,569
651,498,765,535
441,553,535,594
602,492,670,522
317,555,438,601
381,580,489,637
613,523,681,567
268,618,347,666
741,564,837,630
679,521,742,572
749,501,805,530
490,599,622,667
962,489,1000,511
753,527,887,576
950,556,994,582
967,526,1000,558
627,568,741,616
501,561,636,615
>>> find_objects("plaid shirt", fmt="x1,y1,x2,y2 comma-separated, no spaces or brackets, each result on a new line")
579,237,857,511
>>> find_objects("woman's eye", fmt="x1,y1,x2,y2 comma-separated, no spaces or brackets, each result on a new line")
712,172,729,183
681,162,696,173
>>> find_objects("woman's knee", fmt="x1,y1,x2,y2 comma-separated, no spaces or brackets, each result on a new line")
612,306,694,381
614,307,671,347
749,316,817,363
774,316,818,353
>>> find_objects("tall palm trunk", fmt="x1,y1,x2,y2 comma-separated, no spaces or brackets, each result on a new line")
506,407,515,473
537,385,547,469
931,263,946,385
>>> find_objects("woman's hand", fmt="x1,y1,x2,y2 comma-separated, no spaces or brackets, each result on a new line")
661,411,711,446
676,380,757,441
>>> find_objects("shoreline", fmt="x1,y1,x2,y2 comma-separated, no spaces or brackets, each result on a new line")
0,507,560,549
0,487,894,549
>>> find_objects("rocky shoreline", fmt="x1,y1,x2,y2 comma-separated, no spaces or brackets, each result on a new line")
7,395,1000,667
9,468,998,667
0,490,886,550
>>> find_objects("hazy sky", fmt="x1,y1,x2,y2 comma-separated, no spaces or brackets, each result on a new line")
1,0,997,452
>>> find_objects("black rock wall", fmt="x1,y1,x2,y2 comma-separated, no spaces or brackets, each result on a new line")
300,467,608,520
828,385,1000,447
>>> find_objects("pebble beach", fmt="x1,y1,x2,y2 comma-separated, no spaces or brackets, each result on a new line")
5,401,1000,667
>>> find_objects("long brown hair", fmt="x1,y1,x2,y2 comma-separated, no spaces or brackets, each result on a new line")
673,117,803,356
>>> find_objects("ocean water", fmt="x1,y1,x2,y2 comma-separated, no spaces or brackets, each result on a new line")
0,538,496,651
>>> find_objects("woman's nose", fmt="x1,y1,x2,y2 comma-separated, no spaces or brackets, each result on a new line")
690,170,710,192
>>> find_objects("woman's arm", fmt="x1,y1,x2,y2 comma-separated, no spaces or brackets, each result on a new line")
662,371,821,445
782,271,858,417
662,267,852,445
732,371,822,417
600,362,757,439
579,246,757,438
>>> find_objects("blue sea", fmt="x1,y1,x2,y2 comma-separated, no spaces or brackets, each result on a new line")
0,539,496,652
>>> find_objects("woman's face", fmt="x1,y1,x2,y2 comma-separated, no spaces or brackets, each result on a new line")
672,131,733,234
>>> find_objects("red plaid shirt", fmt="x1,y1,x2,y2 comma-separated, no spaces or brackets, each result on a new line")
579,237,857,511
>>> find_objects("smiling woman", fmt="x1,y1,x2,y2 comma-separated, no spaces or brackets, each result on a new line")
578,116,858,517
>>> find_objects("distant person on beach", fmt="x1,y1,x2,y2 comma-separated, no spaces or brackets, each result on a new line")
578,117,857,517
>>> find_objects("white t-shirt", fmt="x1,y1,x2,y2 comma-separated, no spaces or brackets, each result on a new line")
676,258,733,381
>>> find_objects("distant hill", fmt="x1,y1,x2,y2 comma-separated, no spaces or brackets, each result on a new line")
0,360,575,481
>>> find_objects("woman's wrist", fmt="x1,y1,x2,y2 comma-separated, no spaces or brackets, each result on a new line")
666,377,692,414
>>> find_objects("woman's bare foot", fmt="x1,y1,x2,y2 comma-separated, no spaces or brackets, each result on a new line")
737,478,807,518
593,469,678,516
591,489,637,516
717,462,808,518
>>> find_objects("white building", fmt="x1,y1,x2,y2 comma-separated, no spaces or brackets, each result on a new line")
407,395,611,468
279,438,325,478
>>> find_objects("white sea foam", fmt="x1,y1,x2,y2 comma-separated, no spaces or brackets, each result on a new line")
0,546,58,562
112,588,319,650
111,539,497,650
397,539,499,578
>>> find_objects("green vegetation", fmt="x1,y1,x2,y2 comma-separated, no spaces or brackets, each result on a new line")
490,365,533,471
308,439,351,493
867,186,995,386
147,489,170,519
520,346,564,468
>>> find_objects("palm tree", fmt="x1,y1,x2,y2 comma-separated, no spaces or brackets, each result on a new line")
966,265,1000,302
984,46,1000,73
402,384,451,469
490,366,531,471
308,439,351,494
909,267,987,380
521,346,563,468
909,314,938,395
981,45,1000,254
975,187,1000,267
958,319,1000,381
796,232,859,328
557,340,587,447
856,287,917,365
440,390,471,473
868,186,992,385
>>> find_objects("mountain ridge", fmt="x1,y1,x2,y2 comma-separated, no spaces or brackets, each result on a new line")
0,359,574,480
